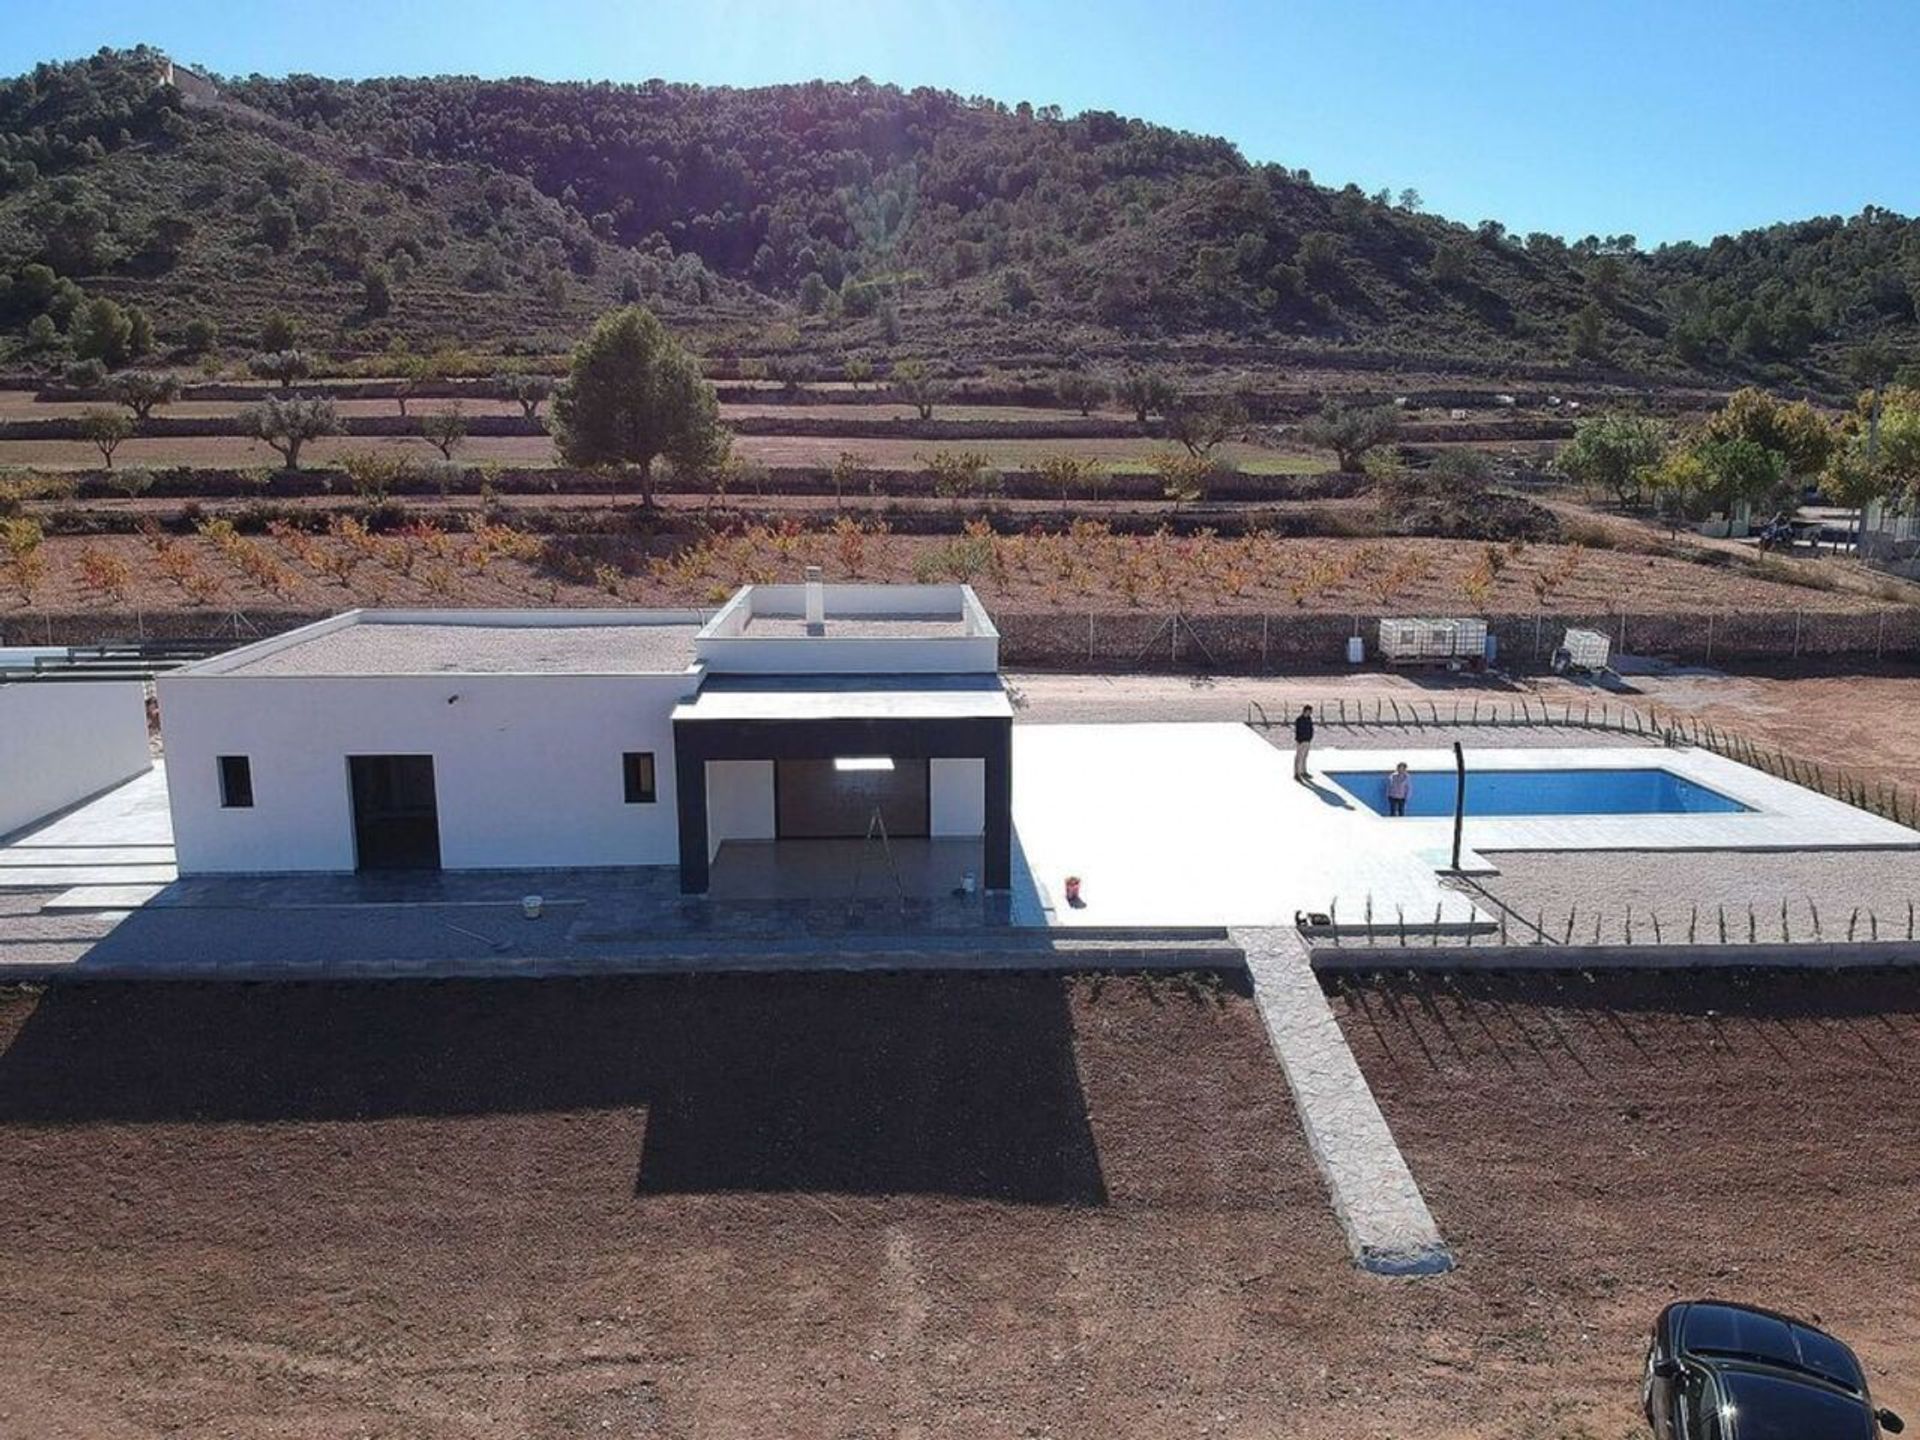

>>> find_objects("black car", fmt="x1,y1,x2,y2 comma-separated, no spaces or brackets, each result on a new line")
1645,1300,1905,1440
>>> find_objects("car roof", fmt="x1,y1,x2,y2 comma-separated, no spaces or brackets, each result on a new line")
1718,1370,1875,1440
1678,1301,1866,1393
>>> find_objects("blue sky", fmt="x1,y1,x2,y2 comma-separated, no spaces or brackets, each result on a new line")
6,0,1916,247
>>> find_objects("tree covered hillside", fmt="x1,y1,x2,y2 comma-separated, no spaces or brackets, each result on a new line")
1,47,1915,385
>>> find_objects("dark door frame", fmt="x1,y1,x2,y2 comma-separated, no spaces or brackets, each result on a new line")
347,753,443,872
673,715,1011,894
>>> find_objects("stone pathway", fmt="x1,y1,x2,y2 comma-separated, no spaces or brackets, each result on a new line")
1233,925,1453,1276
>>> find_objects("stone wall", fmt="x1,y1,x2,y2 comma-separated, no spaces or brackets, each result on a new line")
8,606,1918,669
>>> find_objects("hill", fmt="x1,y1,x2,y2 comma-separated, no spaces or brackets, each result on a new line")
1,46,1916,387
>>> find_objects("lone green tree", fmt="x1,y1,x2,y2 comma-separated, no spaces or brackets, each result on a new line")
549,306,729,506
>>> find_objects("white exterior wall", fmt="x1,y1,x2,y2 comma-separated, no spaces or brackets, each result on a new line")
0,681,151,838
929,757,986,837
157,672,694,874
705,759,775,860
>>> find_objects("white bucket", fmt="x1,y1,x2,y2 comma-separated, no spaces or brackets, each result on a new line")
522,895,543,920
1346,635,1365,665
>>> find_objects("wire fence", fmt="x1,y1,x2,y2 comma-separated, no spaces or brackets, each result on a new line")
1311,896,1920,950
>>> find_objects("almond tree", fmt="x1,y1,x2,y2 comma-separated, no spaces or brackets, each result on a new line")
79,407,133,468
421,403,467,460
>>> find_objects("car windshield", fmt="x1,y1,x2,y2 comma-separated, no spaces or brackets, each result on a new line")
1684,1307,1865,1394
1719,1371,1874,1440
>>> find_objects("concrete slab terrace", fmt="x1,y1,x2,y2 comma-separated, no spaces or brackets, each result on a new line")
0,768,177,903
1009,723,1485,929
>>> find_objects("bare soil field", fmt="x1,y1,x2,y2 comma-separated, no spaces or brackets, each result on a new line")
4,971,1912,1439
0,392,1078,424
0,432,1321,474
0,528,1877,620
1330,970,1920,1439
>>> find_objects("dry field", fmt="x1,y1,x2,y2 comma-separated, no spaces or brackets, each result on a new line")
0,525,1878,621
2,971,1914,1439
0,431,1319,473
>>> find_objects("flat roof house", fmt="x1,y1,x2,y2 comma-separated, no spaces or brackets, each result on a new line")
156,576,1011,894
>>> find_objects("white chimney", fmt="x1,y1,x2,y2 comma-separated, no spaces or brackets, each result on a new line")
804,566,825,633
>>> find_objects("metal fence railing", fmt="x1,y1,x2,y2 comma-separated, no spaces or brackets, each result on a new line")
1247,694,1920,828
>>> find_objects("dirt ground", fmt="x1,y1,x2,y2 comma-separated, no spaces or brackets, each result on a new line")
3,971,1914,1439
1331,970,1920,1439
0,431,1311,473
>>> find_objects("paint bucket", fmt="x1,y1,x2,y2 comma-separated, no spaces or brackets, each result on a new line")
960,870,977,897
522,895,543,920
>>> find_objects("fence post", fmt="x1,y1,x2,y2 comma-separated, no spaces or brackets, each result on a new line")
1877,611,1886,661
1705,612,1715,665
1793,610,1802,659
1086,613,1094,667
1261,613,1269,672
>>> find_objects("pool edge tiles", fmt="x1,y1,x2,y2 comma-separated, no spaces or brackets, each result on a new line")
1310,745,1920,855
1326,766,1750,819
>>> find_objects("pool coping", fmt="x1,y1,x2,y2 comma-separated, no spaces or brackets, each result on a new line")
1310,745,1920,854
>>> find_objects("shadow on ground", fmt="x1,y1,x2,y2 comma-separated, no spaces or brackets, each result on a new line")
0,974,1108,1205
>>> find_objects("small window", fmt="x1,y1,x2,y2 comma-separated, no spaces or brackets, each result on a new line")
218,755,254,809
622,752,656,804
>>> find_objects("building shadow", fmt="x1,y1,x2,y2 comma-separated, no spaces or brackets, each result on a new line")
0,972,1106,1206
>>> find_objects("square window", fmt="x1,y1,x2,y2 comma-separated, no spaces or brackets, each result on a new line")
622,752,656,804
218,755,254,809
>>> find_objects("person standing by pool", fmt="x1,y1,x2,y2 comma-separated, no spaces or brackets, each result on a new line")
1386,761,1412,816
1292,704,1314,781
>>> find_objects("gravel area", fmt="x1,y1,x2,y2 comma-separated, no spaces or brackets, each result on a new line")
1449,848,1920,945
739,615,966,638
223,619,702,676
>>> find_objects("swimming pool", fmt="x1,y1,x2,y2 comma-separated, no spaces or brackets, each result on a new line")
1328,767,1752,818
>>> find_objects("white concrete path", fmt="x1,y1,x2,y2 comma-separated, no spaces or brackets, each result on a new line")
1011,724,1482,928
1234,925,1453,1276
0,767,176,905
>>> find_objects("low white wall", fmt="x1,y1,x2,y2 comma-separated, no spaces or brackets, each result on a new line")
157,671,695,873
706,759,775,860
930,757,986,837
0,681,151,838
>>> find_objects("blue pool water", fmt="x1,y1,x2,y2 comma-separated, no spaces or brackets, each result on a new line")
1327,767,1750,818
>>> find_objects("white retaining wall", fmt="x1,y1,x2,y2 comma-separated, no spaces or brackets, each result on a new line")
0,681,151,838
